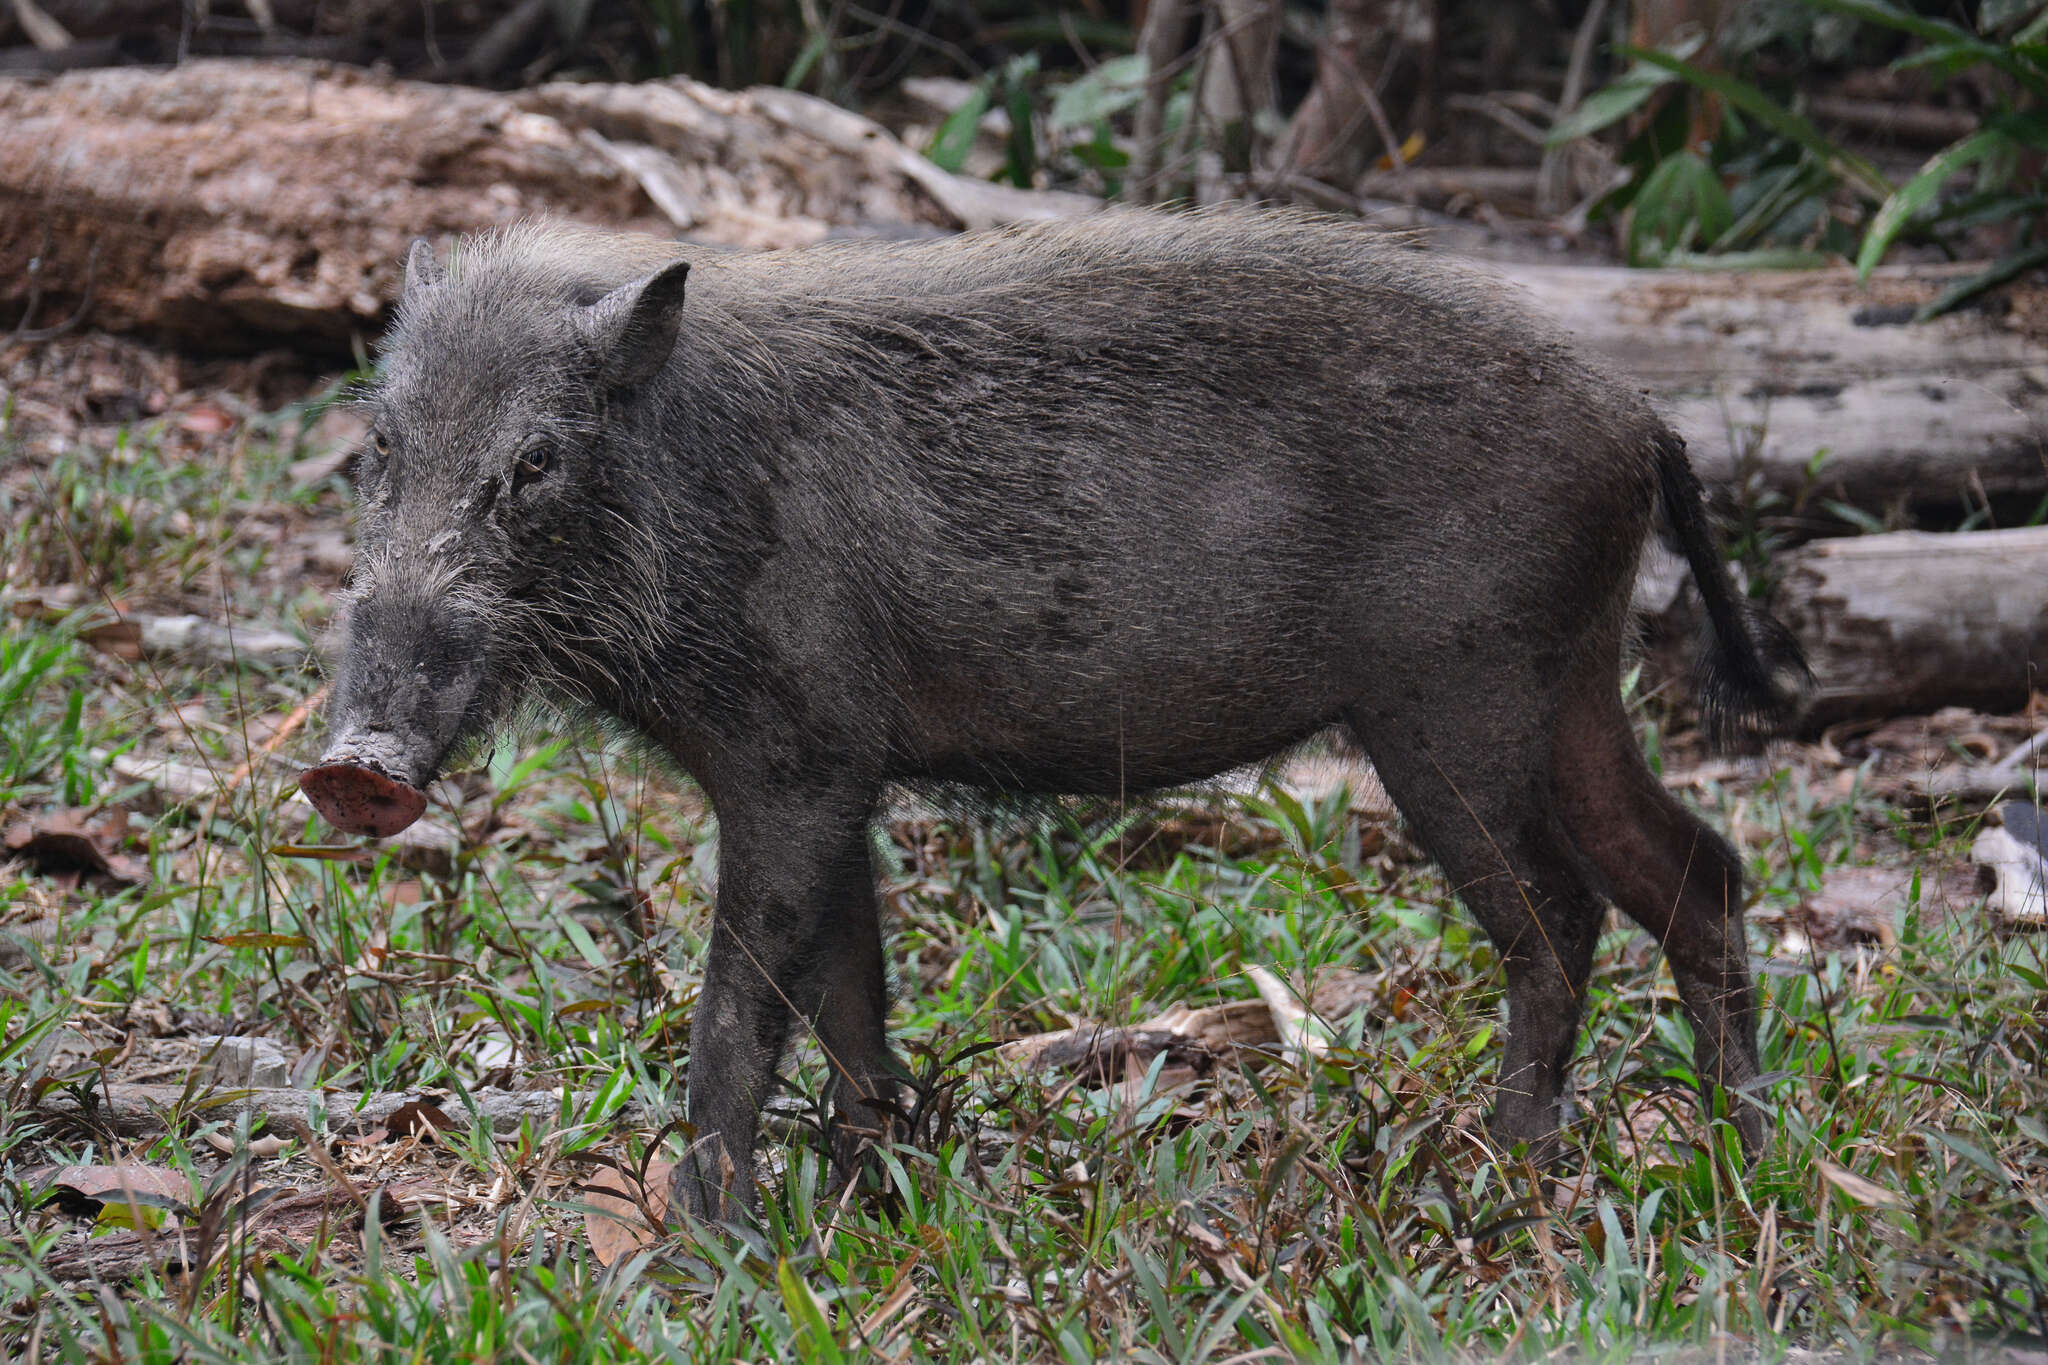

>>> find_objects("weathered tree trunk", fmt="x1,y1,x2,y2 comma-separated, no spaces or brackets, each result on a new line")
0,60,1091,351
1128,0,1194,204
1277,0,1434,191
1492,261,2048,514
1774,526,2048,726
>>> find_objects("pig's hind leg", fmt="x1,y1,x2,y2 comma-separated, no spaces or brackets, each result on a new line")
1343,696,1610,1152
1551,659,1767,1150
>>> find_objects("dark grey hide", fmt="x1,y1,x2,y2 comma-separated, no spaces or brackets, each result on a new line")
304,210,1809,1224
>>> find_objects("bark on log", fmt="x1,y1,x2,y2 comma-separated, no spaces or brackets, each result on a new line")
0,60,1092,352
1491,261,2048,512
1774,526,2048,726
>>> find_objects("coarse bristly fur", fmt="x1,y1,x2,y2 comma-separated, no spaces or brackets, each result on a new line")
313,206,1811,1226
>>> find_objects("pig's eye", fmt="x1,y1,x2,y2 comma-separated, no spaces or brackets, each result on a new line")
513,445,555,492
371,431,390,458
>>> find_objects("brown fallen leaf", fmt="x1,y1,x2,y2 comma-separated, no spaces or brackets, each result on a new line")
383,1101,457,1139
203,1131,290,1158
81,619,144,661
176,402,236,435
4,810,146,888
997,999,1277,1084
582,1161,675,1266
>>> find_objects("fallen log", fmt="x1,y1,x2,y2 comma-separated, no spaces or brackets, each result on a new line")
1493,261,2048,514
0,60,1092,351
1773,526,2048,727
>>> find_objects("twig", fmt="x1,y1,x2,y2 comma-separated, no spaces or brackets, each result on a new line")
460,0,549,81
1128,0,1191,204
1540,0,1609,215
1446,92,1553,148
4,240,99,349
1273,0,1407,188
220,682,330,795
8,0,71,49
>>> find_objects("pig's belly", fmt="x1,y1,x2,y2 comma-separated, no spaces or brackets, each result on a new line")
888,679,1344,796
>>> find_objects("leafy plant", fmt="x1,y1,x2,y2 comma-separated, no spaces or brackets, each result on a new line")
1554,0,2048,305
1824,0,2048,311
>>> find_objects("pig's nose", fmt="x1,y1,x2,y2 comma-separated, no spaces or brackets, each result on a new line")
300,763,429,837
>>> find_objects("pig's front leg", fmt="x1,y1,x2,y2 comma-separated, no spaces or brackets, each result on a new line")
672,780,894,1225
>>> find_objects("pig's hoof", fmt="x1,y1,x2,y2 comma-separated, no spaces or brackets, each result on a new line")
300,764,428,837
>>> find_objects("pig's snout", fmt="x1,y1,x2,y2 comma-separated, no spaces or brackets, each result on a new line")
310,585,489,837
300,762,430,837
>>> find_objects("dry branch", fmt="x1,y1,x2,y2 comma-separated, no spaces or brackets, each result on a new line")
1128,0,1193,204
998,968,1384,1083
1278,0,1425,188
30,1081,639,1139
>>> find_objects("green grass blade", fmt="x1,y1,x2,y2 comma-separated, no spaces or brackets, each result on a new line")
1857,129,2004,281
1806,0,2048,98
924,82,993,174
1914,240,2048,319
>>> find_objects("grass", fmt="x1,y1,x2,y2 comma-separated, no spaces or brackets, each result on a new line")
1,410,2045,1363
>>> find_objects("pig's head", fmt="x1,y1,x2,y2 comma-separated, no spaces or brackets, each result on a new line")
303,230,692,837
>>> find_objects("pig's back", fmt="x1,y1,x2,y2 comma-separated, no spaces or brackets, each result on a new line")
679,211,1667,789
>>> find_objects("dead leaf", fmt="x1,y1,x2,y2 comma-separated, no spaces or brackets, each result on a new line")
582,1161,674,1266
268,844,373,864
997,999,1276,1084
203,932,314,950
998,969,1384,1084
1818,1160,1907,1209
1777,863,1987,957
81,619,143,660
176,402,236,434
365,1184,415,1229
203,1131,289,1157
4,810,146,887
383,1101,457,1138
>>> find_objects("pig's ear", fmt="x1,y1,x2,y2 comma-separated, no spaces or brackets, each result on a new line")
402,238,443,307
583,260,692,389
